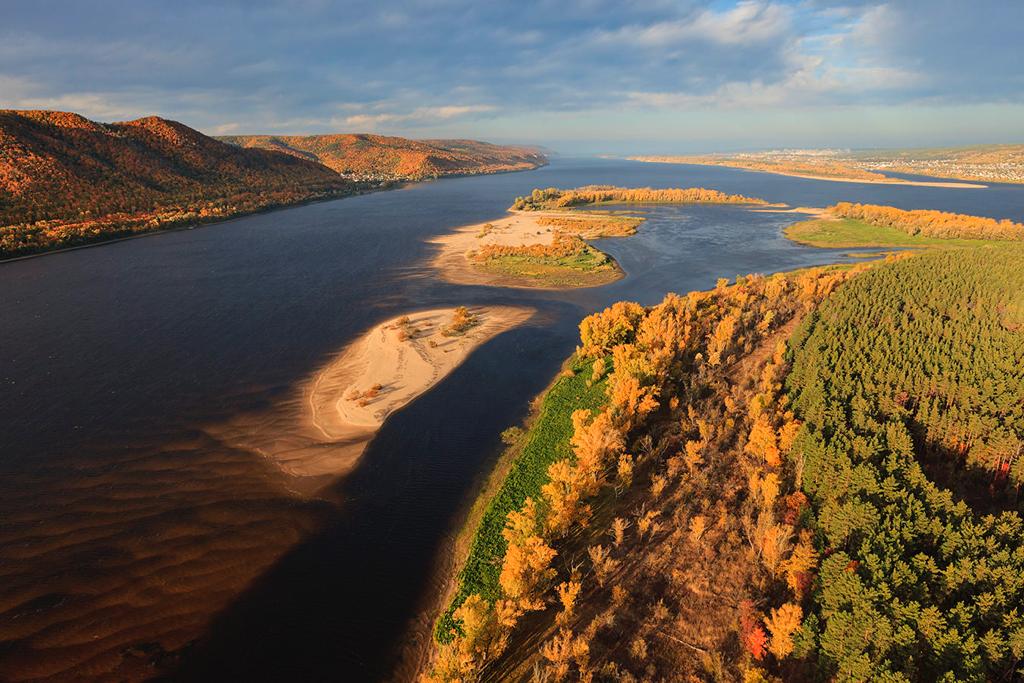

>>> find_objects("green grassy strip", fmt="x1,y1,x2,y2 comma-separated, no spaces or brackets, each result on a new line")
482,244,614,273
475,246,621,288
435,356,609,641
784,217,992,248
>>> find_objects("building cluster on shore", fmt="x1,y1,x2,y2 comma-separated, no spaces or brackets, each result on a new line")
855,159,1024,184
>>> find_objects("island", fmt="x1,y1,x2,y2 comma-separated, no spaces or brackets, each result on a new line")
432,186,769,289
783,201,1024,248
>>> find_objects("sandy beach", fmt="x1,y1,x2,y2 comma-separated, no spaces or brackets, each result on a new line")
430,211,559,287
208,306,534,482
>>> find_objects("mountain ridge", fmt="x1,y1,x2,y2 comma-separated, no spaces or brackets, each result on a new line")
219,133,547,180
0,110,547,258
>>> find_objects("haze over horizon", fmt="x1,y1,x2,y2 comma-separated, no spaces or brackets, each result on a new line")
2,0,1022,154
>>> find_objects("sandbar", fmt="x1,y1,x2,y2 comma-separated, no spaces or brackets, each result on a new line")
207,306,533,482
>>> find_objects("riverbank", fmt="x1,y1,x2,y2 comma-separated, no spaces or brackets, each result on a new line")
432,353,609,638
627,156,987,189
0,181,399,263
430,211,631,289
758,168,985,188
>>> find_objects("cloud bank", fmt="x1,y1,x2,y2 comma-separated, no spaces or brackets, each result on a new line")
1,0,1021,151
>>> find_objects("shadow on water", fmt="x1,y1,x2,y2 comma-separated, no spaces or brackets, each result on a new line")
169,310,582,682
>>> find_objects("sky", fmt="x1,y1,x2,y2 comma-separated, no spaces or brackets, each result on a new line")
1,0,1022,154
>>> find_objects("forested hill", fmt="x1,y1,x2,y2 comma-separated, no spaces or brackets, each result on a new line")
219,133,547,180
0,110,357,257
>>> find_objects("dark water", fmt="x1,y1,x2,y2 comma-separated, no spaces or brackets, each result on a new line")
1,158,1021,682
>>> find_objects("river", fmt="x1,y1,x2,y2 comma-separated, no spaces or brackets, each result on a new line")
1,158,1022,681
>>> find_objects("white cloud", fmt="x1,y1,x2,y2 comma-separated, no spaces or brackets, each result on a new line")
592,1,792,48
209,122,241,134
343,105,497,130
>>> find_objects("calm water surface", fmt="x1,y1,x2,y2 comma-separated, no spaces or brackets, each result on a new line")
1,159,1022,681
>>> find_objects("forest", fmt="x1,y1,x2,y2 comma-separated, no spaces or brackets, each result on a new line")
428,260,873,681
786,246,1024,681
826,202,1024,241
511,186,767,211
427,244,1024,682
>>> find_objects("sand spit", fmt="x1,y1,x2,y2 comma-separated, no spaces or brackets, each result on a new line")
750,206,830,218
208,306,533,482
628,157,987,189
756,169,987,189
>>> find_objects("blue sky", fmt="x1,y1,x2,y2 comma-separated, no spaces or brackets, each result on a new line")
1,0,1022,153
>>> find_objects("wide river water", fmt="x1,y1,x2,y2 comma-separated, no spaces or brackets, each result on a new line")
2,158,1023,681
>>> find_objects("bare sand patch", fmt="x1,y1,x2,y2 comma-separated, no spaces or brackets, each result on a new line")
750,206,831,218
207,306,533,483
429,211,559,286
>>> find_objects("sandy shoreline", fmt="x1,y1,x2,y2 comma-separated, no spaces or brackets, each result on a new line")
207,306,533,482
750,205,829,218
429,211,559,287
756,168,987,189
628,157,987,189
429,210,626,289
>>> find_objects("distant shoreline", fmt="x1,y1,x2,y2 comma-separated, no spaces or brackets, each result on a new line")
628,156,988,189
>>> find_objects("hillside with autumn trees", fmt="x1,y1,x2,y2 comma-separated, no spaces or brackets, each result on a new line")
428,260,875,681
425,243,1024,682
220,134,547,181
0,110,368,257
0,110,548,259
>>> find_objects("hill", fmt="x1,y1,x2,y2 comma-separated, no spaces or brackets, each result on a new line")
0,110,360,258
219,133,546,181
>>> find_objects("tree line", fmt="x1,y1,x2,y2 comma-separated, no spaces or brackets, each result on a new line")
827,202,1024,241
512,186,768,211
